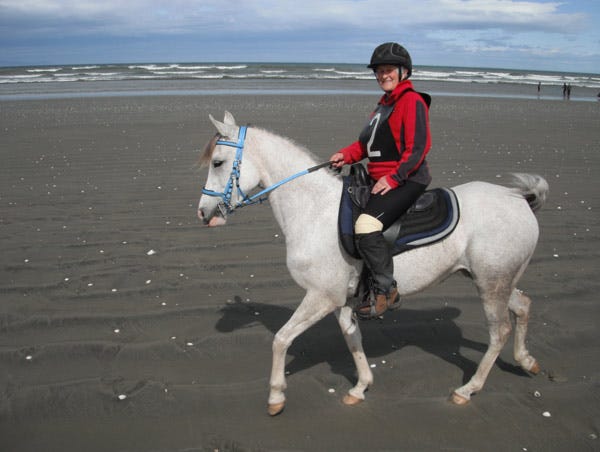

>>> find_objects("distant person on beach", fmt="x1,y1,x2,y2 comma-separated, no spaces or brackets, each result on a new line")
537,82,541,95
329,42,431,320
563,83,567,99
567,83,572,99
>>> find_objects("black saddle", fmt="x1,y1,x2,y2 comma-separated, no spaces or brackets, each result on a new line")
338,164,460,259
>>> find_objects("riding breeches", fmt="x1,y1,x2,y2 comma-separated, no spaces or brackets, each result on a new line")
359,180,428,232
354,180,427,294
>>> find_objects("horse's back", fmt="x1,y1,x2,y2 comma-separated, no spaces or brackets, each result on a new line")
453,180,537,217
451,180,540,260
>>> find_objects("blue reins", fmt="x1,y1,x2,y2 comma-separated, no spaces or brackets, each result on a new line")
201,125,331,215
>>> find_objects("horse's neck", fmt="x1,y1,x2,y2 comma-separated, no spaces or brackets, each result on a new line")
251,130,341,232
252,131,314,184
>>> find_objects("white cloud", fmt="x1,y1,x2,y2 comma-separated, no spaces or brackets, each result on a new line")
0,0,597,71
0,0,112,16
0,0,587,34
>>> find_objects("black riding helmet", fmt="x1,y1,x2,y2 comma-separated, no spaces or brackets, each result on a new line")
368,42,412,78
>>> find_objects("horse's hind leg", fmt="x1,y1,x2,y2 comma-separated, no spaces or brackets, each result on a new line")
334,306,373,405
509,289,540,374
452,285,513,404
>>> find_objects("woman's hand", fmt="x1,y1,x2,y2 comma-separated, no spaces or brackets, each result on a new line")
329,152,345,168
372,176,392,195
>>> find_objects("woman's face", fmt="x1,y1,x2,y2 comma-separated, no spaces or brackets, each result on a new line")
375,65,401,93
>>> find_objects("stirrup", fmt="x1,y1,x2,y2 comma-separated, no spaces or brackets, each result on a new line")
355,297,380,320
355,289,400,320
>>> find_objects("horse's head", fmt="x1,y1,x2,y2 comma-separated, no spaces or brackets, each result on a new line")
197,111,261,227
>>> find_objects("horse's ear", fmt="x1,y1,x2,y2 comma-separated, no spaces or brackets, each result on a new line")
223,111,237,126
209,113,239,140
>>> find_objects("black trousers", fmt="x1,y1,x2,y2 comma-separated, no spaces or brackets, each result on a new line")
362,179,428,231
356,180,427,294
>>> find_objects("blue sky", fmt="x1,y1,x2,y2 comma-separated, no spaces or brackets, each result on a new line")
1,0,598,73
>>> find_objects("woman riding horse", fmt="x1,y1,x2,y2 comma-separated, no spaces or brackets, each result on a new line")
330,42,431,320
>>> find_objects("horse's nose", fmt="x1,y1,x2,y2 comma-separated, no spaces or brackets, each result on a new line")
197,208,207,223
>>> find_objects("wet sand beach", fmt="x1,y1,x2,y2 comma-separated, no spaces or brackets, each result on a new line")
1,91,599,451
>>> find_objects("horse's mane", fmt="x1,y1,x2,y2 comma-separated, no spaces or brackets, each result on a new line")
198,126,323,169
198,133,220,168
256,127,322,164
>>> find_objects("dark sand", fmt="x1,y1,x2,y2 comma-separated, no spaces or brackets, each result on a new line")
1,92,599,451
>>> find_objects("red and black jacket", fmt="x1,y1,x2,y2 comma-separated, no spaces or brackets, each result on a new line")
338,80,431,188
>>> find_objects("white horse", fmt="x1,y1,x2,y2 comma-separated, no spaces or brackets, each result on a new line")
197,111,548,416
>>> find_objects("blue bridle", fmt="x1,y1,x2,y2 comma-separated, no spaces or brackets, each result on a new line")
201,125,331,216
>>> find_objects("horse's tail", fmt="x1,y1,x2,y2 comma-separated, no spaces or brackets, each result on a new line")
508,173,549,213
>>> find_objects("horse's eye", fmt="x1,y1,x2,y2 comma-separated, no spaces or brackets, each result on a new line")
213,160,223,168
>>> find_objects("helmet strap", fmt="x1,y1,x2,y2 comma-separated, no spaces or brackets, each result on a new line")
399,66,409,80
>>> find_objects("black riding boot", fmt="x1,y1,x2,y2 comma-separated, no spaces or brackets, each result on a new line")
355,231,394,292
354,231,400,319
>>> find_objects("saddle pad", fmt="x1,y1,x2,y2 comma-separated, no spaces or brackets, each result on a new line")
383,187,460,254
338,175,363,259
338,177,460,258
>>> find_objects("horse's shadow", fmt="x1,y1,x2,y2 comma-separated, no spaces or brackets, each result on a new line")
216,297,528,385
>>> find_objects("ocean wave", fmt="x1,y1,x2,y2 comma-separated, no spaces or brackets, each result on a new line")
1,63,599,89
152,70,206,76
414,70,454,79
335,70,371,76
26,68,62,73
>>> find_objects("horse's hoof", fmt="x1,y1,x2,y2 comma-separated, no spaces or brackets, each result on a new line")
342,394,363,406
267,402,285,416
450,392,470,405
528,360,541,375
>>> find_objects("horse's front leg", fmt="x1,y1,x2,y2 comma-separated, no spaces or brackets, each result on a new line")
268,290,337,416
334,306,373,405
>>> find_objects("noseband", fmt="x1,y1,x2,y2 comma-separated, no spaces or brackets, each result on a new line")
201,125,331,216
